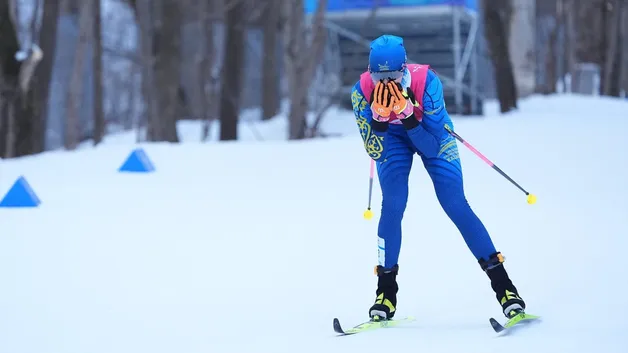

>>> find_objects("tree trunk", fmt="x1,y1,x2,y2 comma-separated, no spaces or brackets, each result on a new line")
135,0,156,141
30,0,60,154
198,0,215,141
508,0,536,98
621,0,628,93
563,0,576,91
151,0,181,142
482,0,518,113
603,0,622,96
0,0,39,158
544,1,558,94
282,0,304,139
219,0,246,141
93,0,105,145
65,0,91,150
261,0,280,120
281,0,328,139
573,0,605,94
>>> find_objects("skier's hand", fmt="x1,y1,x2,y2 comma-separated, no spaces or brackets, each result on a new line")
370,81,394,121
388,81,416,119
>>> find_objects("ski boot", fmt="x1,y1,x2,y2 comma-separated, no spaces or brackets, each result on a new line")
479,252,526,319
369,264,399,321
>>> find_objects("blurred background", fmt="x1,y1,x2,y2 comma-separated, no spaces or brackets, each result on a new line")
0,0,626,159
2,2,628,350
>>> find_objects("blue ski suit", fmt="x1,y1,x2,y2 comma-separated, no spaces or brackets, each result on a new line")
351,66,497,269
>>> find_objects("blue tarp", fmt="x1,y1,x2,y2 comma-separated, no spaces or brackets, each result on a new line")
305,0,477,13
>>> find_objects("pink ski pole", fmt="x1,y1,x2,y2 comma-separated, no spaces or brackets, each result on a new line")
444,125,536,205
364,158,375,219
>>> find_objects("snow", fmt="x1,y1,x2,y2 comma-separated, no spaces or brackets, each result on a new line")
1,94,627,353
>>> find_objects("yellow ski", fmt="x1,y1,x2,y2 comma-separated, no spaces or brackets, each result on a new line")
490,311,541,334
333,316,416,336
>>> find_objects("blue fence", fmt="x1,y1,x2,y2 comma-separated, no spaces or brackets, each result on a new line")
305,0,478,13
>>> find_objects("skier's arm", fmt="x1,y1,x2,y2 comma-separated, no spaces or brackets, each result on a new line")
351,81,389,161
403,70,450,158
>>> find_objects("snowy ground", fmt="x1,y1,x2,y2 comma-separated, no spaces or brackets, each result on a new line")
1,94,627,353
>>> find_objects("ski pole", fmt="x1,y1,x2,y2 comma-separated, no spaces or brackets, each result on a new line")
364,158,375,220
444,125,537,205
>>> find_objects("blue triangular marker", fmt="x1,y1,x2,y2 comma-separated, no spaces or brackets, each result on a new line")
118,148,155,173
0,176,41,207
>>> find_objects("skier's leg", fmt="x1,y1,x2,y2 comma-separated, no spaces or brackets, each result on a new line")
376,136,414,269
421,135,526,318
369,128,414,320
421,136,496,260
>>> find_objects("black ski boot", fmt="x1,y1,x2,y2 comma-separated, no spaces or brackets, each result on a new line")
369,264,399,320
479,252,526,319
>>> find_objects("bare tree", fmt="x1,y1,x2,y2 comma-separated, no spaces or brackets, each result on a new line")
573,0,605,93
93,0,105,145
569,0,625,96
306,35,342,138
0,0,44,158
602,0,624,96
541,0,559,94
100,4,140,132
219,0,246,141
281,0,328,139
133,0,157,140
562,0,576,91
197,0,217,141
65,0,91,150
261,0,280,121
151,0,182,142
131,0,181,142
621,0,628,94
508,0,536,98
30,0,60,153
481,0,518,113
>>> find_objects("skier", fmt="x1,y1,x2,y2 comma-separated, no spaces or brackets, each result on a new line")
350,34,527,321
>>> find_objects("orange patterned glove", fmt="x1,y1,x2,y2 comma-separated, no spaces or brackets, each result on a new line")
388,81,415,119
370,81,394,122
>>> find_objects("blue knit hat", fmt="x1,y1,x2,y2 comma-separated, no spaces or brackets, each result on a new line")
368,35,407,73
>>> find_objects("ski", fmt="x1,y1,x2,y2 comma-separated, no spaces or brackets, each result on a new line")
489,312,540,334
333,316,416,336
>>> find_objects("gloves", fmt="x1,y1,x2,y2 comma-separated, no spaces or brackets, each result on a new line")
370,81,394,122
388,81,416,120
